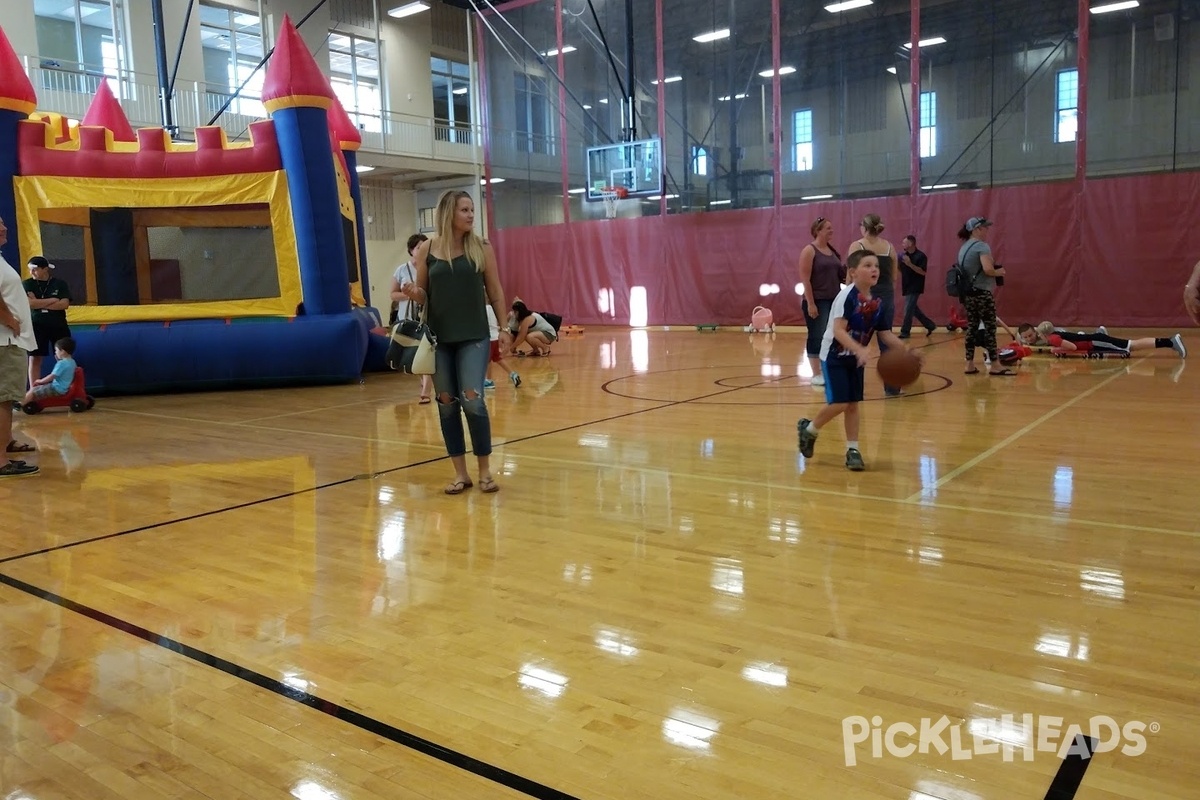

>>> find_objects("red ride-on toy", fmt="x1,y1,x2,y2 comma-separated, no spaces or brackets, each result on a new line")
946,305,968,332
22,367,96,414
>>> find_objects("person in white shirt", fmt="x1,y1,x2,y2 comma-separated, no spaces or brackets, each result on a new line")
390,233,432,403
484,304,521,390
0,216,40,475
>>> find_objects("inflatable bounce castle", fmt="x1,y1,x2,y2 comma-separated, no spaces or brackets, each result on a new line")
0,17,389,393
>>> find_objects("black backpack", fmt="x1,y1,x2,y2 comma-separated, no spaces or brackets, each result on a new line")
539,311,563,333
945,241,980,299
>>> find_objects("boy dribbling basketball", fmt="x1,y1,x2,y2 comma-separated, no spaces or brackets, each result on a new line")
798,251,920,471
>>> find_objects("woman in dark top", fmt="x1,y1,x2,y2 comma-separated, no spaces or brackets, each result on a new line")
797,217,845,387
848,213,901,395
400,190,513,494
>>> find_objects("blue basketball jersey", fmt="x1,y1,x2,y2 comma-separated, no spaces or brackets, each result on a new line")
819,284,889,361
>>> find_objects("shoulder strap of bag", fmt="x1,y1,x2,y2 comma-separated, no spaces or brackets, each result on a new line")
964,241,985,279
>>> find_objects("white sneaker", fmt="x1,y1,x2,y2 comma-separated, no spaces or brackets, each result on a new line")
1097,325,1108,335
1172,334,1187,358
811,373,825,387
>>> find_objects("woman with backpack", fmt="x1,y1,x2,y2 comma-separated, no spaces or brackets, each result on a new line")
955,217,1014,376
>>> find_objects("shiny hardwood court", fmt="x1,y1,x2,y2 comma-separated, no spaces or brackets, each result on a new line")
2,328,1198,800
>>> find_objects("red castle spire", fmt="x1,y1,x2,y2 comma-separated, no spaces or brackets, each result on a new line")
262,16,333,113
327,91,362,151
0,25,37,114
81,79,136,141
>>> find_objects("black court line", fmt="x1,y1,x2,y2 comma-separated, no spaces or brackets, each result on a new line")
602,369,954,404
2,366,800,567
0,368,802,794
3,333,964,566
0,570,582,800
1043,735,1097,800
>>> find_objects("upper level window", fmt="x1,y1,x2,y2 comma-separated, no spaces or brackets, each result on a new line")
199,2,265,118
34,0,125,94
1055,68,1078,143
792,108,813,171
514,71,554,155
330,33,381,133
919,91,937,158
432,57,471,144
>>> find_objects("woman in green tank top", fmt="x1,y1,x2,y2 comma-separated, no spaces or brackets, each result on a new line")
398,190,514,494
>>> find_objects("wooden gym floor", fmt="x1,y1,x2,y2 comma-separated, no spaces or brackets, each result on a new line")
2,327,1197,800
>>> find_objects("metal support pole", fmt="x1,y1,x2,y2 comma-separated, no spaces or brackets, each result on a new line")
150,0,176,134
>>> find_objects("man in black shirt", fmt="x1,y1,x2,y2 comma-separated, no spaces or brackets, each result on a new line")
22,256,71,388
898,235,937,338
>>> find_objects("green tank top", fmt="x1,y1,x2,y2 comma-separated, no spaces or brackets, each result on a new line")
427,251,489,344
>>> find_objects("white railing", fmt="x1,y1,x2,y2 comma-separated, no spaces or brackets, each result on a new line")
18,56,482,166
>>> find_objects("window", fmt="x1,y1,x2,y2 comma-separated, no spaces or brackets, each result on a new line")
432,57,472,144
199,2,266,118
418,206,436,232
792,109,813,171
1055,69,1078,143
691,145,708,176
919,91,937,158
330,33,381,133
514,72,554,155
34,0,126,94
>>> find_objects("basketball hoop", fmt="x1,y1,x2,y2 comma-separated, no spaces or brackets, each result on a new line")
600,186,629,219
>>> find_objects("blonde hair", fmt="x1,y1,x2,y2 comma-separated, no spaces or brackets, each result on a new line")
1036,321,1054,337
433,190,485,273
861,213,885,236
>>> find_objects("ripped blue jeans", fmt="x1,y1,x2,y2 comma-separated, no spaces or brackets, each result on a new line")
432,338,493,457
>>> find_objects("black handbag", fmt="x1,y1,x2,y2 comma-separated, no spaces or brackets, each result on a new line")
386,308,437,375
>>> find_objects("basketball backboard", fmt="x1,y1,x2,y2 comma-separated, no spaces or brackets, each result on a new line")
584,138,663,201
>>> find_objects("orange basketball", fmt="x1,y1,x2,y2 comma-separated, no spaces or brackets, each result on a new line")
876,349,922,387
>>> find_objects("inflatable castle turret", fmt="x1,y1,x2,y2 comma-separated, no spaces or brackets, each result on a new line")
0,29,37,267
0,18,392,393
329,93,372,309
262,17,350,318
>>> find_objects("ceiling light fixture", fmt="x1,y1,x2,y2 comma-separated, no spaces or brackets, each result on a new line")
825,0,873,11
1089,0,1139,12
903,36,947,49
387,2,429,19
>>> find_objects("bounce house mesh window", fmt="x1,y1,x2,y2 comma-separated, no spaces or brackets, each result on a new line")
147,226,279,302
38,222,87,302
37,206,280,305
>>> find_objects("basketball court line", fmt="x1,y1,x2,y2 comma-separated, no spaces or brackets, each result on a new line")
0,570,582,800
477,450,1200,540
0,374,771,565
97,391,394,425
1044,735,1097,800
902,365,1132,504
